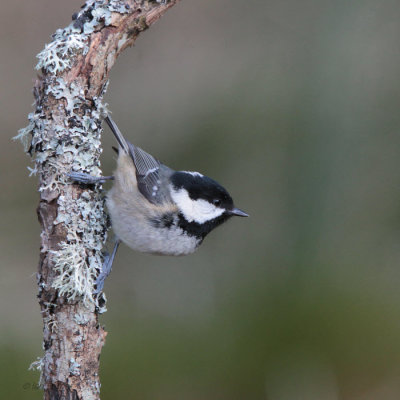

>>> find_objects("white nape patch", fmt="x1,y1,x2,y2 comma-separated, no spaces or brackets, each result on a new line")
183,171,203,177
171,188,224,224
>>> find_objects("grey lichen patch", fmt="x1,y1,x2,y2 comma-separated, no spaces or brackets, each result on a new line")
43,313,58,333
19,74,110,307
36,0,131,75
36,33,88,74
29,357,44,388
14,115,36,152
42,301,58,334
51,186,106,307
74,312,90,325
51,240,102,307
69,358,81,376
50,78,85,115
109,0,133,13
29,77,105,197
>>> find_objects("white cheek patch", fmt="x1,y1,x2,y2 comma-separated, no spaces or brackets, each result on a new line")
171,188,224,224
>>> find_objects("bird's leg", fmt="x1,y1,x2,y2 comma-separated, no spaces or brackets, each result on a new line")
95,239,121,294
68,171,114,185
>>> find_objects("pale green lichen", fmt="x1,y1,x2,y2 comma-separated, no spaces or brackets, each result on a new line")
18,82,109,311
109,0,132,13
41,301,58,332
51,242,101,307
74,312,90,325
29,76,110,308
13,114,35,152
49,78,84,114
29,357,44,388
36,0,131,75
69,358,81,376
36,34,87,73
27,165,38,177
85,7,112,33
29,76,105,193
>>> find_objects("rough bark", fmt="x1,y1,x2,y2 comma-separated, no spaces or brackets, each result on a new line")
19,1,180,399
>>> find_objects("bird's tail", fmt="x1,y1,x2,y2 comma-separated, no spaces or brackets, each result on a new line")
105,116,130,155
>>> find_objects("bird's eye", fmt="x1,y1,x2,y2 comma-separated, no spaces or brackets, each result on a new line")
213,199,222,207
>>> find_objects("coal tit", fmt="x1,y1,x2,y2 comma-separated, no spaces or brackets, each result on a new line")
70,116,248,291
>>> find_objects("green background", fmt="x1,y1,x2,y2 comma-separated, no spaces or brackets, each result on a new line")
1,0,400,398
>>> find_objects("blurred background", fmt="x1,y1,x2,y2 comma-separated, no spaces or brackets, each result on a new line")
1,0,400,398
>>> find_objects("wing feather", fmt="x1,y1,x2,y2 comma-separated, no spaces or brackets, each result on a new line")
127,143,173,205
105,116,173,204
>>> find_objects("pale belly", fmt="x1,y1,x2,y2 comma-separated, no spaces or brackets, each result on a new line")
107,194,200,256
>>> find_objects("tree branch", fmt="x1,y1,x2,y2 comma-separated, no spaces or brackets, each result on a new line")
17,1,180,399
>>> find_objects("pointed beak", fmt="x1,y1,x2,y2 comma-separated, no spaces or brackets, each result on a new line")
229,207,249,217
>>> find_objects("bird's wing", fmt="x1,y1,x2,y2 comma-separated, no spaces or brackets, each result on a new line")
105,116,173,205
127,142,173,205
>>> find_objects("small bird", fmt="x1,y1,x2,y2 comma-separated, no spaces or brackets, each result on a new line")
70,116,248,292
